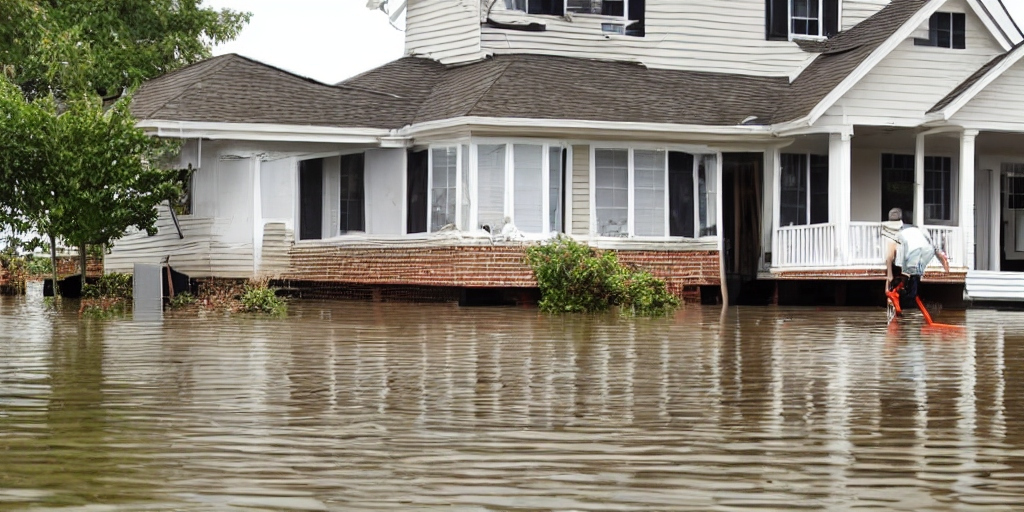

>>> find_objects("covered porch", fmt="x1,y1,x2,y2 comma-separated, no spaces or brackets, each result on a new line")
763,126,977,279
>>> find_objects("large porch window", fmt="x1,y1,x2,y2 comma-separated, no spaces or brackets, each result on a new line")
779,153,828,226
881,153,952,223
422,142,566,236
593,148,717,238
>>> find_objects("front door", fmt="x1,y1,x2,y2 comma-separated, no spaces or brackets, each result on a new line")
722,153,763,303
1002,167,1024,271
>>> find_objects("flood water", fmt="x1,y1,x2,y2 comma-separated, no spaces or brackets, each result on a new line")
1,290,1024,511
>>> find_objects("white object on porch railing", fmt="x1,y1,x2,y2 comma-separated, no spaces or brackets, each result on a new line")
924,225,961,268
774,223,839,267
849,222,884,265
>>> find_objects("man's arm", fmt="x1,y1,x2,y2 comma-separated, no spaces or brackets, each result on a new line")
935,248,950,272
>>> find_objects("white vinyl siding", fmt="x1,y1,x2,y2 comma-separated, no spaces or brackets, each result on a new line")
841,0,888,30
404,0,484,65
952,58,1024,130
821,0,1004,125
571,145,590,236
484,0,813,76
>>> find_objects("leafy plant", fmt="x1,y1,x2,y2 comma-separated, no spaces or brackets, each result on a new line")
525,235,679,316
82,273,133,300
168,292,196,309
240,282,286,315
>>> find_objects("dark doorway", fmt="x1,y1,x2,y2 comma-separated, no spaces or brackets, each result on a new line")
299,158,323,240
722,152,767,305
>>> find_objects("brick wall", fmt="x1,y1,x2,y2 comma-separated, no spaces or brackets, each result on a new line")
282,244,721,298
55,256,104,277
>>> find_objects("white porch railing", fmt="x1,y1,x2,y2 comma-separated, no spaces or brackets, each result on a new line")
849,222,885,265
773,224,839,267
773,223,964,269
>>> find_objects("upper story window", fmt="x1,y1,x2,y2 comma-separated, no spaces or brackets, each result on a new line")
503,0,645,36
766,0,839,41
914,12,966,49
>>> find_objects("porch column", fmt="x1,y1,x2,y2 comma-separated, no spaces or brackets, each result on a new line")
914,133,926,227
829,132,852,264
764,148,779,270
252,156,263,275
990,167,1001,271
960,129,978,270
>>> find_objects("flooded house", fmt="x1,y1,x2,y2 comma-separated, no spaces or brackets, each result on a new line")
107,0,1024,305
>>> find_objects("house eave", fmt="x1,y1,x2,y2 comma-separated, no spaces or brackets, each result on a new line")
137,120,392,144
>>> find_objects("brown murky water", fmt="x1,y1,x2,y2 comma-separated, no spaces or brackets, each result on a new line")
1,288,1024,511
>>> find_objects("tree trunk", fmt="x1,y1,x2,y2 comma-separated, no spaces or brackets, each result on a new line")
79,242,87,295
49,234,59,300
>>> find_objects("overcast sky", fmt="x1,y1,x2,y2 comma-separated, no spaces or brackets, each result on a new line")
203,0,1024,84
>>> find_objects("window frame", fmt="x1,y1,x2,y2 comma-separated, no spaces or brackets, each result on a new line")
880,153,957,226
789,0,824,39
779,153,829,226
590,145,718,240
914,12,966,49
426,139,570,239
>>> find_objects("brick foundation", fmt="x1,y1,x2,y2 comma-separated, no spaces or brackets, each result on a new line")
281,244,721,300
772,268,966,283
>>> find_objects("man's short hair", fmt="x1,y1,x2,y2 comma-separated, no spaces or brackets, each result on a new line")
888,208,903,222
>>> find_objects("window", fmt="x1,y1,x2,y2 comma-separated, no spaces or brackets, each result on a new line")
779,154,829,226
915,12,966,49
430,147,458,231
424,142,565,236
881,154,915,223
407,150,428,234
1004,163,1024,210
594,148,717,238
503,0,644,36
298,158,323,240
339,153,365,233
924,156,951,221
766,0,838,40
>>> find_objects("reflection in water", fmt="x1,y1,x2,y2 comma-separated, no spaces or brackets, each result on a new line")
1,294,1023,510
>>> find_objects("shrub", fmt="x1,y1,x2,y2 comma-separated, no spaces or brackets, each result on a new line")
82,273,132,299
240,282,286,315
168,292,196,309
525,235,679,316
24,255,52,276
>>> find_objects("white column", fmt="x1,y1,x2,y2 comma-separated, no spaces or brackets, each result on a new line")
252,156,263,276
830,132,853,264
960,130,978,270
990,167,1001,271
915,133,926,227
772,149,782,265
763,148,779,269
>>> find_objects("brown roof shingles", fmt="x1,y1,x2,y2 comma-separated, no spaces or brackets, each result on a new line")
132,0,934,131
929,45,1020,114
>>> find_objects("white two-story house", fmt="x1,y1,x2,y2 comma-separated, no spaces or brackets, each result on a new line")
108,0,1024,305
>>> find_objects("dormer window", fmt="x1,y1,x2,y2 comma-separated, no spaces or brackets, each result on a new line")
914,12,966,49
766,0,839,41
503,0,645,37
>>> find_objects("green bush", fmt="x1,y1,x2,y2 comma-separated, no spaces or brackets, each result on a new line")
240,283,286,315
24,255,52,276
168,292,196,309
525,235,679,316
82,273,132,299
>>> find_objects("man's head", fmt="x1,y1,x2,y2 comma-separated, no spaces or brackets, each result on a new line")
888,208,904,222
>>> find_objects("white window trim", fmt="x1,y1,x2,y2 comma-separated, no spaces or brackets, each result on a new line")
428,139,570,239
788,0,836,41
780,153,820,226
503,0,630,21
589,145,716,241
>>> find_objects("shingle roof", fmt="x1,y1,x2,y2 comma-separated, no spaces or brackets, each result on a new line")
133,0,931,130
929,45,1020,114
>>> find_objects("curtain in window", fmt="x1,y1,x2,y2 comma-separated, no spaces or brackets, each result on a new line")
698,155,718,237
634,150,666,236
595,149,629,237
549,147,564,233
460,145,471,231
339,153,365,233
669,152,695,237
514,144,545,233
477,144,506,232
431,147,457,231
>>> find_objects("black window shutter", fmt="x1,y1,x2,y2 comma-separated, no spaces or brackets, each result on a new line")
766,0,788,40
823,0,839,37
668,152,695,238
299,159,324,240
406,150,428,234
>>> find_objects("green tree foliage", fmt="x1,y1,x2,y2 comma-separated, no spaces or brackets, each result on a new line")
525,236,680,317
1,0,250,97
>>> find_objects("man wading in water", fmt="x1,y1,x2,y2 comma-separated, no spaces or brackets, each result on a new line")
884,207,951,313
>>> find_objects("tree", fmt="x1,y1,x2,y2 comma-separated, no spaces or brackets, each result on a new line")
1,0,250,97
